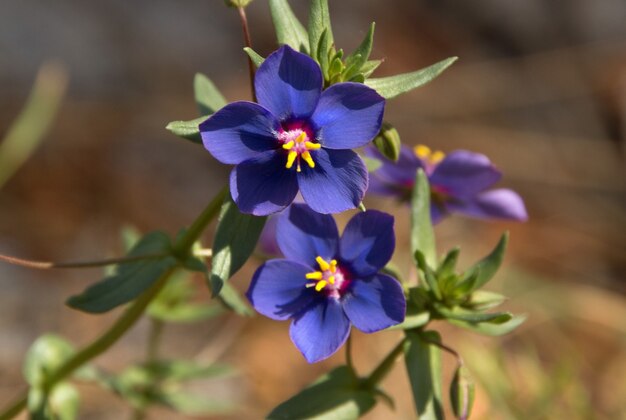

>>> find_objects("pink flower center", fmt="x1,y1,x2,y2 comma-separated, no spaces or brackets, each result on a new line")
277,124,321,172
305,256,351,299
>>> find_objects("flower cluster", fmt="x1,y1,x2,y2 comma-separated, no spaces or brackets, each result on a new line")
200,45,384,216
366,144,528,223
247,204,405,363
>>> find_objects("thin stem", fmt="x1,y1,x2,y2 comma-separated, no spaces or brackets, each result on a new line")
423,337,464,367
0,252,168,270
0,399,26,420
364,338,407,387
237,6,256,102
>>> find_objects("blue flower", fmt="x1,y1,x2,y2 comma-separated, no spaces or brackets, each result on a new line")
200,45,385,216
366,145,528,224
246,204,405,363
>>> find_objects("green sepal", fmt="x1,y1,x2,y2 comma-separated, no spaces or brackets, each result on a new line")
66,231,177,313
404,330,444,420
165,116,208,144
269,0,309,53
437,247,460,279
450,365,475,420
411,169,437,268
365,57,457,99
268,366,377,420
373,122,401,162
462,232,509,292
209,195,267,297
415,250,441,299
194,73,227,115
462,290,508,311
243,47,265,68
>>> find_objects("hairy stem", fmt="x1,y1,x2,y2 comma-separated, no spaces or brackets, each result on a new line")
237,6,256,102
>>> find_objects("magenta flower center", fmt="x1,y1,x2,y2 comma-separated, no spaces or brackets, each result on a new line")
305,256,351,299
277,122,321,172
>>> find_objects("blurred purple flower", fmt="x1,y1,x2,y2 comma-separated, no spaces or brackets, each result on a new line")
200,45,385,216
247,204,405,363
366,145,528,224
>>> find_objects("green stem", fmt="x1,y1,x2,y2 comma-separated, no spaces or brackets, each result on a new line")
0,252,169,270
146,318,165,363
0,188,228,420
364,338,407,388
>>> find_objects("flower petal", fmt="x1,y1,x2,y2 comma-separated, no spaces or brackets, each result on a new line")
276,204,339,266
430,151,502,199
297,148,368,214
342,273,406,333
311,82,385,149
289,298,350,363
200,101,279,165
247,259,317,321
448,188,528,221
365,145,422,186
230,151,298,215
339,210,395,277
255,45,322,120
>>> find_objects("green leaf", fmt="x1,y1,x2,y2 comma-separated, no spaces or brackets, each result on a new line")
268,366,376,419
158,392,233,415
359,60,382,79
144,360,235,382
404,331,444,420
365,57,457,99
414,250,441,299
344,22,375,80
373,122,401,162
269,0,309,53
390,309,430,330
308,0,334,63
67,232,177,313
435,305,513,324
437,247,460,279
24,335,75,387
449,314,526,336
317,28,331,80
165,116,208,144
243,47,265,68
450,365,475,420
411,169,437,268
463,232,509,292
194,73,227,115
463,290,508,311
209,195,266,296
362,156,382,172
217,282,255,316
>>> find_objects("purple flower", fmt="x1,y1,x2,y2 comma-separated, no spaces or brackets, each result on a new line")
366,145,528,224
200,46,385,216
247,204,405,363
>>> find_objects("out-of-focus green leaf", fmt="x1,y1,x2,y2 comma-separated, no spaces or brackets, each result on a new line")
390,309,430,331
308,0,334,63
67,232,177,313
344,22,375,80
194,73,227,115
217,282,254,316
437,247,460,279
435,305,513,324
269,0,309,53
463,232,509,292
358,60,382,79
24,335,74,387
404,331,444,420
0,62,67,189
365,57,457,99
209,195,266,296
450,365,475,420
144,360,234,382
411,170,437,268
243,47,265,68
158,392,234,415
28,382,79,420
415,250,441,299
165,116,207,144
450,314,526,336
268,366,376,419
373,122,401,162
463,290,508,311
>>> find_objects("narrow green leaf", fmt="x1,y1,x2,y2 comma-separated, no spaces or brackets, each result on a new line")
390,310,430,331
414,250,441,299
269,0,309,53
365,57,457,99
67,232,177,313
437,247,460,278
411,170,437,268
218,282,255,316
308,0,334,62
317,28,331,80
463,290,508,311
362,156,382,172
243,47,265,68
450,365,475,420
404,331,444,420
449,314,526,336
165,116,208,144
268,366,376,419
209,196,267,296
144,360,234,382
344,22,375,80
463,232,509,291
435,305,513,324
148,301,223,323
194,73,227,115
359,59,382,79
373,122,401,161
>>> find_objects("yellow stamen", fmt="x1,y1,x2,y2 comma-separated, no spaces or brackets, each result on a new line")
328,275,335,285
301,151,315,168
414,144,431,159
316,256,330,271
297,162,302,172
295,132,307,143
282,140,294,150
305,283,316,288
431,151,445,164
306,272,323,280
286,151,297,169
315,280,328,292
329,260,337,273
305,141,321,150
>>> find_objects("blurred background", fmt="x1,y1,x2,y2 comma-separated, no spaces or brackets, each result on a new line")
0,0,624,418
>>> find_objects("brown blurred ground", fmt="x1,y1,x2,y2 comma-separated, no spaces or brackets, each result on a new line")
0,1,625,419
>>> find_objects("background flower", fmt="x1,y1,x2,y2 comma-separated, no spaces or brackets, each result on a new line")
200,46,385,215
366,145,528,224
247,204,405,363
